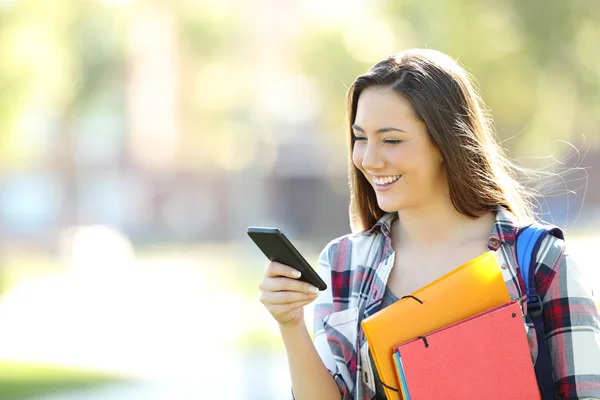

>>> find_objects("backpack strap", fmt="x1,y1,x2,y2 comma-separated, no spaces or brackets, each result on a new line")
516,222,564,400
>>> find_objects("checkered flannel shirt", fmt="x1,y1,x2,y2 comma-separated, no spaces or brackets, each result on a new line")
312,207,600,399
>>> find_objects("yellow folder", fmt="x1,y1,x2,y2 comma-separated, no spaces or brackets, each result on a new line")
361,251,511,400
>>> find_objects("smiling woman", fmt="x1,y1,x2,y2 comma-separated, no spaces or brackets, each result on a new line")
351,87,445,214
347,50,532,233
257,49,600,400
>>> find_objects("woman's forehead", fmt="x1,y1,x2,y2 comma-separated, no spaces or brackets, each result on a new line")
354,87,421,129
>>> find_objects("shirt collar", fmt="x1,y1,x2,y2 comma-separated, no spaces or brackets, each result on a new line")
366,212,397,238
365,206,520,249
488,205,520,248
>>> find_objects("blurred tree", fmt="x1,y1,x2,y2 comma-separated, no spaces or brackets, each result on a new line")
297,26,370,145
1,0,599,175
0,0,127,231
174,0,248,171
509,0,600,154
293,0,600,161
0,0,126,167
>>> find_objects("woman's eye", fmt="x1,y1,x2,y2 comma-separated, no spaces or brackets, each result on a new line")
384,139,402,145
353,135,367,141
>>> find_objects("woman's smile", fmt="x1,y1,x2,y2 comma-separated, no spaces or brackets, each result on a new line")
372,175,402,191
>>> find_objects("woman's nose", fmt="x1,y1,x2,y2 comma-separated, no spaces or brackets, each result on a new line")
361,142,384,170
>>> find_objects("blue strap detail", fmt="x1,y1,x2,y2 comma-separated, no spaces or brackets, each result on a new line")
516,222,564,400
517,225,545,299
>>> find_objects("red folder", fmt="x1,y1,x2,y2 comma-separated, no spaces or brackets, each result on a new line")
393,302,540,400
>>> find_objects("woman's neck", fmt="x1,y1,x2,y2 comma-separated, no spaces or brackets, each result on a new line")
393,202,495,251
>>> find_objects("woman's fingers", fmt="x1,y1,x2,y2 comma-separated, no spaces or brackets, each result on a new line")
267,299,316,316
259,262,320,325
259,276,319,295
264,261,302,279
260,289,317,305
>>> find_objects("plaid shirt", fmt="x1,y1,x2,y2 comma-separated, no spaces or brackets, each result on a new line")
312,207,600,399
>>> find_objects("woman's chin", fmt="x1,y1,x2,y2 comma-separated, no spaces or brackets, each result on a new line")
377,200,404,213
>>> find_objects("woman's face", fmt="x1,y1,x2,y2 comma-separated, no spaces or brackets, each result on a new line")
352,86,448,213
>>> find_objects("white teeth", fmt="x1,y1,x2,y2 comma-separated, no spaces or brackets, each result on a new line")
374,175,401,185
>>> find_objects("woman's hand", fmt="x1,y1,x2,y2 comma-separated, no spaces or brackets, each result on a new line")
259,261,320,327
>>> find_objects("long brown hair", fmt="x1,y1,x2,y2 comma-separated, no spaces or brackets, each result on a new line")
347,49,535,232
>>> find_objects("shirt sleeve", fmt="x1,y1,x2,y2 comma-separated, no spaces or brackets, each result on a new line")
311,242,352,399
290,242,350,399
538,236,600,399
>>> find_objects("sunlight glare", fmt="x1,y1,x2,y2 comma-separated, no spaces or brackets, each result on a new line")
301,0,366,26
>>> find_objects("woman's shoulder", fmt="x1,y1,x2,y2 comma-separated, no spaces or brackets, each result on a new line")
516,220,567,264
533,227,571,279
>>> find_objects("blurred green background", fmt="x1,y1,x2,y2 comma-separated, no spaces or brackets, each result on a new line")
0,0,599,398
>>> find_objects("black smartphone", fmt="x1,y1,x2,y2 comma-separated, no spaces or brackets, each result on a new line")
247,227,327,291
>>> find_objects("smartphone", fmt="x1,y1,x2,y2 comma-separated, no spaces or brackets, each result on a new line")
247,227,327,291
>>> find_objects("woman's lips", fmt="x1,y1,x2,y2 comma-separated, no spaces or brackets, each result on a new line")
373,175,401,191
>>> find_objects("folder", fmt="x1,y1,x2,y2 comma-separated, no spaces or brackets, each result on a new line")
393,302,540,400
361,251,510,400
393,351,410,400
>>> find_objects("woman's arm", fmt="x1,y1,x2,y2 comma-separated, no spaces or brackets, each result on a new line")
280,322,342,400
259,260,342,400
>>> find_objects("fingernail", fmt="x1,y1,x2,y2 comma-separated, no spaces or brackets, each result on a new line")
308,285,319,294
291,270,301,278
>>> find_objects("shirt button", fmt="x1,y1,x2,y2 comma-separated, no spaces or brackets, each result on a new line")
488,238,500,248
501,263,509,270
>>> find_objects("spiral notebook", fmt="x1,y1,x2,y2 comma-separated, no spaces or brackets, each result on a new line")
393,302,540,400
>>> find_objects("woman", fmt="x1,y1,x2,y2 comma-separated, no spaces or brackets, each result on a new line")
258,49,600,399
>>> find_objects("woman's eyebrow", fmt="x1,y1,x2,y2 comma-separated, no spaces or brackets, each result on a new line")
351,124,407,134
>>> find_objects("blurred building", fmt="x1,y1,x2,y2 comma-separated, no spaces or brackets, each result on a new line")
0,0,599,252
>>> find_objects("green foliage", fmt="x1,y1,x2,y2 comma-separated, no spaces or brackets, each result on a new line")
297,27,370,133
375,0,599,158
0,0,599,169
176,0,243,58
0,0,126,168
0,361,120,399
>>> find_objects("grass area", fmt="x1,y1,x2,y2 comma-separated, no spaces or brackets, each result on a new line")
2,238,593,396
0,361,121,399
0,254,65,296
0,256,125,398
